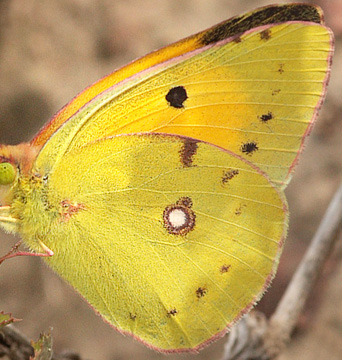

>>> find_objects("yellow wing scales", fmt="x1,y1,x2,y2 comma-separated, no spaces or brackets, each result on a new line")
31,3,325,147
35,22,332,188
18,134,287,351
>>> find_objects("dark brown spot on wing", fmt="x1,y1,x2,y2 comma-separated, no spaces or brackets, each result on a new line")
165,86,188,108
200,4,322,45
196,287,207,298
241,142,258,155
259,112,273,122
167,308,178,317
179,139,198,167
235,203,246,216
278,63,285,74
220,264,231,274
222,169,239,184
260,29,271,40
272,89,281,96
177,196,193,208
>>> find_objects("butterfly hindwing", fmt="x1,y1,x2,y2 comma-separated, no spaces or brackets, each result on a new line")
24,134,287,351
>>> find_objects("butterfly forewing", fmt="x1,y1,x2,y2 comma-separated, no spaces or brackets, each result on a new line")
34,22,333,188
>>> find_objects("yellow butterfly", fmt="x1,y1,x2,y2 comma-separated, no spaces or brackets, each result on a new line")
0,3,333,353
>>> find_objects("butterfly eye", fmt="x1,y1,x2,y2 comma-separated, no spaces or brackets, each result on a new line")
0,162,17,185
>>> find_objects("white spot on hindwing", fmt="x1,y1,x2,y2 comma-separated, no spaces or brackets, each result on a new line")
163,197,195,236
168,208,187,228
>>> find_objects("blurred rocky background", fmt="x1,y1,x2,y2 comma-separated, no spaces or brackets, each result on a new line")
0,1,341,359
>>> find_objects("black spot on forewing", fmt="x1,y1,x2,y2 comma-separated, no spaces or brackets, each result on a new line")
241,142,258,155
222,169,239,184
272,89,281,96
200,4,321,45
179,139,198,167
165,86,187,108
278,63,285,74
259,112,273,122
260,29,271,40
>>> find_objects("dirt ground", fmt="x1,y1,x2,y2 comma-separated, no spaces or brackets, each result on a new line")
0,1,341,359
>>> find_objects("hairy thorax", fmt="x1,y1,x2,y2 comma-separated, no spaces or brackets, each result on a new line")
0,143,59,252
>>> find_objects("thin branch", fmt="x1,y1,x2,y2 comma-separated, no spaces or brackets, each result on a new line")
0,325,34,360
266,181,342,356
222,312,269,360
0,325,81,360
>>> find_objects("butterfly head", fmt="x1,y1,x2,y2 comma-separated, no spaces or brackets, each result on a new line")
0,143,38,206
0,158,16,186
